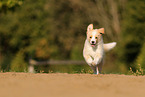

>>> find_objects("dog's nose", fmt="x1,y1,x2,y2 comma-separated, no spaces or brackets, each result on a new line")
92,41,95,44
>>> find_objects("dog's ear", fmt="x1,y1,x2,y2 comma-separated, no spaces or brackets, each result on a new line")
98,28,105,34
87,24,93,32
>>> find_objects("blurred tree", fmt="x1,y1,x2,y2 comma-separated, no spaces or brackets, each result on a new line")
0,0,23,13
120,0,145,71
136,41,145,72
0,0,127,73
0,0,23,71
11,50,27,72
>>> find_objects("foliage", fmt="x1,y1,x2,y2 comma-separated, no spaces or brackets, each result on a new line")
0,0,23,13
120,0,145,71
0,0,144,73
11,50,27,72
128,64,144,76
136,42,145,72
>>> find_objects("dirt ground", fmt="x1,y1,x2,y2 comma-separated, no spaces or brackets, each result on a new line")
0,73,145,97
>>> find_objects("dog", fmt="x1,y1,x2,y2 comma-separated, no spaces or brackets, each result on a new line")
83,24,116,74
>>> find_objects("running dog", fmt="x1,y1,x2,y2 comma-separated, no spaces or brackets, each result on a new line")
83,24,116,74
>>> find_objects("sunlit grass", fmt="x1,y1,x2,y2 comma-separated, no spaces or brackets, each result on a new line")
128,64,144,76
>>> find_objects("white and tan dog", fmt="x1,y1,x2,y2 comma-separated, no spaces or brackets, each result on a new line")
83,24,116,74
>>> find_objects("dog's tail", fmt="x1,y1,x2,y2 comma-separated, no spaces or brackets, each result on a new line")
103,42,117,52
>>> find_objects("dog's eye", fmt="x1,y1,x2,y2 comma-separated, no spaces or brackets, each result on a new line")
95,37,97,39
90,37,92,38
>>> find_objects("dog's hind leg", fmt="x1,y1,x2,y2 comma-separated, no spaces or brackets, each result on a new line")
90,66,97,74
98,60,103,74
93,62,103,75
90,66,99,74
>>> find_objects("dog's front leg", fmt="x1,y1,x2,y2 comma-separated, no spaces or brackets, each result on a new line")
90,66,99,74
90,66,97,73
92,55,102,66
92,58,99,66
90,65,99,74
83,55,93,66
96,66,99,74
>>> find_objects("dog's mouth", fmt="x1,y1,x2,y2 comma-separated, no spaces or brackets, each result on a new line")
91,44,96,47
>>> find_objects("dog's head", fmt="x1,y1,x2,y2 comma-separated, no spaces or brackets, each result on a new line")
86,24,105,47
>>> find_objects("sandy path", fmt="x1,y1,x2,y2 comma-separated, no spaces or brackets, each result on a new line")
0,73,145,97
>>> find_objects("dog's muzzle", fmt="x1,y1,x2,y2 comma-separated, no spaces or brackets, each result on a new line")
91,41,96,47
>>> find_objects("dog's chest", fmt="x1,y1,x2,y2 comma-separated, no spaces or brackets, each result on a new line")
89,47,101,57
85,46,94,55
85,45,103,57
83,39,104,58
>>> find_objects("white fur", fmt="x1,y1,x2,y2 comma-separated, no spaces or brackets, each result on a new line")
90,30,98,45
103,42,117,52
83,24,116,74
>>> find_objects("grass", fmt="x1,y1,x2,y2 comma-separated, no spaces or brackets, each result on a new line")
128,64,144,76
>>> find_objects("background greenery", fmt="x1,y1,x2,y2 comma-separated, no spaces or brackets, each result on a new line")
0,0,144,74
